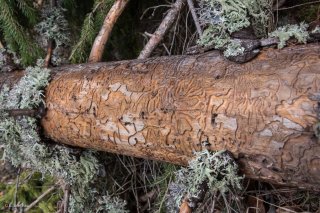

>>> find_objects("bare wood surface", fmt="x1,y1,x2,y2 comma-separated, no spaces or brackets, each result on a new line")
88,0,129,63
39,44,320,190
1,44,320,190
138,0,185,59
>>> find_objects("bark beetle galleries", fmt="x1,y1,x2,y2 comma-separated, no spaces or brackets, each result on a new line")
41,44,320,189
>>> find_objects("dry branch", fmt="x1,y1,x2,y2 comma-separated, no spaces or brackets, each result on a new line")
138,0,185,59
43,0,56,68
44,40,54,68
25,184,58,212
187,0,202,36
88,0,129,63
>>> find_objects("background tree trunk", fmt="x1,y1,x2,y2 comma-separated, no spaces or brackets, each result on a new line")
2,44,320,190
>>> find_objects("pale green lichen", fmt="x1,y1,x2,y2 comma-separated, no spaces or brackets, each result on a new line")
269,23,309,49
35,7,70,47
0,114,125,213
312,26,320,34
96,194,129,213
197,0,272,56
223,40,245,57
167,150,243,210
35,7,70,65
0,48,21,71
0,65,128,213
1,66,50,109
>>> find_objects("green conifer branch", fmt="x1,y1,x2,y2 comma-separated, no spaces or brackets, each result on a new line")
16,0,39,25
69,0,115,63
0,0,42,65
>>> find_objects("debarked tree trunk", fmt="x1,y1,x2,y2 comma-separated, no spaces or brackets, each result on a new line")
1,44,320,190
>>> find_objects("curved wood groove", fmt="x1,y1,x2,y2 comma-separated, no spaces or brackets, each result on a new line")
41,45,320,189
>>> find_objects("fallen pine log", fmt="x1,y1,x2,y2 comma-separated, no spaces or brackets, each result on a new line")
1,44,320,190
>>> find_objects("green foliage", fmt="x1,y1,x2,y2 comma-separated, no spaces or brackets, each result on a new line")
269,23,309,49
0,171,62,213
151,163,178,213
17,0,39,25
0,0,43,65
290,0,320,24
197,0,272,56
69,11,95,63
69,0,115,63
61,0,76,9
168,150,243,209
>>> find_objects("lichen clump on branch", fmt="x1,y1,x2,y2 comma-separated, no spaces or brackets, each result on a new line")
167,150,243,211
196,0,272,56
269,23,309,49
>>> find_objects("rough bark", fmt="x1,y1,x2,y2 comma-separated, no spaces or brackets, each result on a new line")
88,0,129,63
1,44,320,190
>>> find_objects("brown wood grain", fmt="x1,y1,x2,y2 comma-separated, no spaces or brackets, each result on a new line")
43,44,320,189
1,44,319,189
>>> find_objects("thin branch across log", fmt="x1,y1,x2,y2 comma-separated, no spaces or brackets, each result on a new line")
1,45,319,190
138,0,185,59
88,0,129,62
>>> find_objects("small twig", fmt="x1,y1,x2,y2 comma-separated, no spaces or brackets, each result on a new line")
162,43,171,55
210,191,217,213
6,106,46,119
187,0,202,36
13,168,21,212
272,0,287,11
68,3,103,62
158,177,171,212
25,184,58,212
144,32,154,37
34,0,44,9
139,189,156,202
0,40,4,49
62,183,70,213
276,0,320,10
260,37,279,47
89,0,130,62
44,0,57,68
248,195,298,213
140,4,171,20
7,109,37,117
169,11,181,54
138,0,186,59
44,40,54,68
